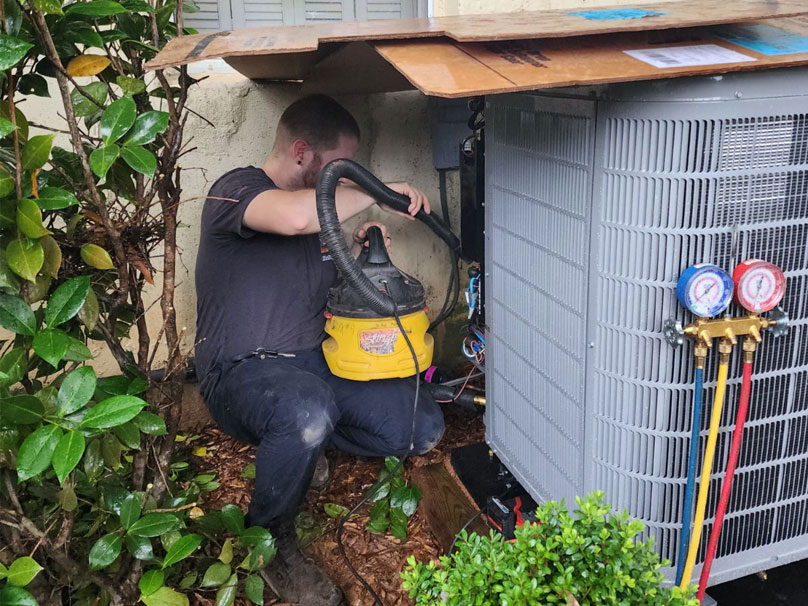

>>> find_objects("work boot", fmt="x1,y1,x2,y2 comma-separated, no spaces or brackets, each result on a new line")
261,530,344,606
310,453,330,490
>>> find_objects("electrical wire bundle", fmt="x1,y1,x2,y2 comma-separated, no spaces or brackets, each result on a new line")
463,323,485,370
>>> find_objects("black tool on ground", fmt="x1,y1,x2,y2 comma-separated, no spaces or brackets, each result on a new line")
486,495,539,540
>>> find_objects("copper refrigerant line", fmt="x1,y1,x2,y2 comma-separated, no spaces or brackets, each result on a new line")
665,259,789,602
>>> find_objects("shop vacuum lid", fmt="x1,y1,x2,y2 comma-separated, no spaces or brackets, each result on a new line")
326,226,426,319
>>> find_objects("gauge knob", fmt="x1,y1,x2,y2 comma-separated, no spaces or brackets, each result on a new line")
733,260,786,313
676,264,734,318
768,307,790,338
664,318,685,347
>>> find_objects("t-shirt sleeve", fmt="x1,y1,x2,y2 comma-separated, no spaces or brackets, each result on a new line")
204,169,276,239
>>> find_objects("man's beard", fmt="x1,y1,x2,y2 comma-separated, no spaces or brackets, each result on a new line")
298,152,322,189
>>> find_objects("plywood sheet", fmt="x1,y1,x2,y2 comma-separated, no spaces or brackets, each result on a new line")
373,18,808,98
146,0,808,71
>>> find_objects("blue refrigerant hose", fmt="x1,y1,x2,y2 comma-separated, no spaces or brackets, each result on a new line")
676,366,705,585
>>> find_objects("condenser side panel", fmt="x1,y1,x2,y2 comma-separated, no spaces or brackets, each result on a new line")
485,94,597,504
589,83,808,585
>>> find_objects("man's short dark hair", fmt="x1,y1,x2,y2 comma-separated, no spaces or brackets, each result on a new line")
278,95,360,152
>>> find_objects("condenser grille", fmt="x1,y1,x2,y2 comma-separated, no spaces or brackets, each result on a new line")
594,105,808,580
486,96,594,503
486,75,808,590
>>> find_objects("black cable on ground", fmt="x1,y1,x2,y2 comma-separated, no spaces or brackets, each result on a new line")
336,298,421,606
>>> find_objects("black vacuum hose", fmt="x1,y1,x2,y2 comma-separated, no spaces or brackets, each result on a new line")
316,159,462,317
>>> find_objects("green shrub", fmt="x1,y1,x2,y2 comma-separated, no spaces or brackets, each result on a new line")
401,492,698,606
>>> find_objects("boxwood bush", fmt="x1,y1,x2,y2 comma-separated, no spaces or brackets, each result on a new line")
402,492,698,606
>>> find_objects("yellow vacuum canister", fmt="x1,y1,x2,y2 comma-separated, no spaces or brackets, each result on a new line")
321,226,434,380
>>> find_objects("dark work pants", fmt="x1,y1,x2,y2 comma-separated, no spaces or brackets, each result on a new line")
203,350,445,531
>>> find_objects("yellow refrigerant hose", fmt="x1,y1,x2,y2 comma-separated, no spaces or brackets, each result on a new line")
679,350,730,590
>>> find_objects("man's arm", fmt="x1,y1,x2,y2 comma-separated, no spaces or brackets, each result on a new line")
242,183,430,236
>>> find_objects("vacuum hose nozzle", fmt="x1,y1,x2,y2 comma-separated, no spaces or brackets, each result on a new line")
316,158,462,318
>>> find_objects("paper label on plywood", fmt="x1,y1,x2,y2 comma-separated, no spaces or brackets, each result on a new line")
624,44,757,68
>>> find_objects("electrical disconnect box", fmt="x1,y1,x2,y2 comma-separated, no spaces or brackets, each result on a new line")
485,67,808,586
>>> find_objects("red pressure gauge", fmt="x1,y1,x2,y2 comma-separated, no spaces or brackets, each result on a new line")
733,260,786,313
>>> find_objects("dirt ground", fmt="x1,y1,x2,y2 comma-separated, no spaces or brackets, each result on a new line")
194,402,486,606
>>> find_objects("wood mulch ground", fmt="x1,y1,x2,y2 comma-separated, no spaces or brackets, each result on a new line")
193,402,486,606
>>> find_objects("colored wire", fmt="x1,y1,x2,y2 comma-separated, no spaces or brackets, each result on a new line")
679,360,730,590
676,366,705,585
697,357,754,602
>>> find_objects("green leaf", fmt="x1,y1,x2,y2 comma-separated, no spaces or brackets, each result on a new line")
124,111,169,146
218,538,233,564
0,586,37,606
65,22,104,48
81,394,146,429
120,146,156,176
132,411,166,435
241,463,256,479
6,557,42,587
52,430,85,485
179,571,197,589
0,348,26,385
16,424,61,481
0,35,32,72
113,421,141,449
239,526,272,547
120,493,142,529
162,533,202,569
20,134,54,171
324,502,349,519
71,83,107,118
0,103,27,142
127,534,154,560
24,274,50,304
78,286,98,330
366,500,389,534
221,504,245,534
40,235,62,278
33,328,70,367
0,562,6,580
16,198,50,239
201,561,231,588
36,187,78,211
116,75,147,96
89,533,121,570
138,569,164,595
89,144,120,179
0,167,14,198
128,513,181,538
7,238,44,283
389,507,408,541
0,293,36,335
391,485,422,518
17,74,49,97
3,0,22,37
0,116,16,137
245,575,264,605
66,0,127,15
0,396,42,424
45,275,90,327
141,586,189,606
80,243,115,269
58,482,78,511
33,0,63,14
215,573,238,606
101,97,136,145
63,336,92,362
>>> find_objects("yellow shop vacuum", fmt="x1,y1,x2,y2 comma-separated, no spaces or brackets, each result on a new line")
316,159,461,381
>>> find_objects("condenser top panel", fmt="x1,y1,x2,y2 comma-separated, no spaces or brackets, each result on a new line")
147,1,808,95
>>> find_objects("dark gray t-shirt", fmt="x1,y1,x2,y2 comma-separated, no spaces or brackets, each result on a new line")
194,167,337,395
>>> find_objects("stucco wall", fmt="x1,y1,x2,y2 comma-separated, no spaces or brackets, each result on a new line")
435,0,671,16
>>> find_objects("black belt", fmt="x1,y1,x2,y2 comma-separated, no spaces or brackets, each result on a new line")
232,348,296,363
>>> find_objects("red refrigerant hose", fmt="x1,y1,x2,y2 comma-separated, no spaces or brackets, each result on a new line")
696,354,754,602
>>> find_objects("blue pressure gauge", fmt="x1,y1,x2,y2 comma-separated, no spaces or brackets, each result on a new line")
676,264,734,318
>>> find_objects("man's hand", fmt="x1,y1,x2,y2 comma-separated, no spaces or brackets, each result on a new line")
382,182,431,220
351,221,391,257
